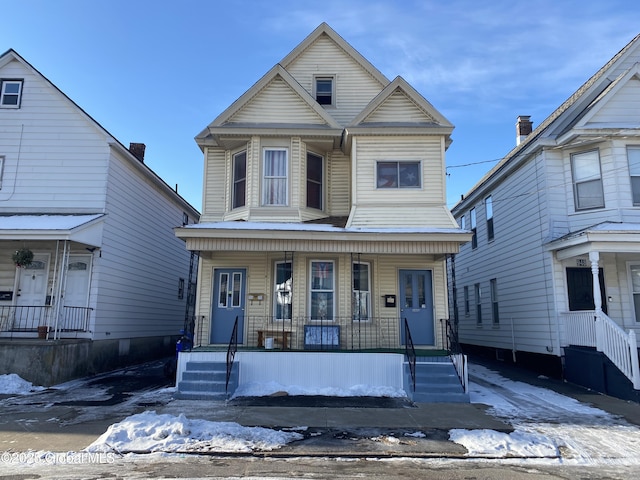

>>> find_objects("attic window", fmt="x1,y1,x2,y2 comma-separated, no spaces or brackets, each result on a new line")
0,79,23,108
314,76,334,106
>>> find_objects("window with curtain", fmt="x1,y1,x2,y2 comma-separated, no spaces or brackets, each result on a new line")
262,149,288,206
571,149,604,210
310,261,334,320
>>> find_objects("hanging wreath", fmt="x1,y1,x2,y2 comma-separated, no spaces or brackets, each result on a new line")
12,248,34,267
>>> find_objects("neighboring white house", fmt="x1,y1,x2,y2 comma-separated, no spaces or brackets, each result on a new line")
174,24,471,402
0,49,200,386
450,33,640,400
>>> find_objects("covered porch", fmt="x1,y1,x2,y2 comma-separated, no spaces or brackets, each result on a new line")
0,214,104,340
547,222,640,395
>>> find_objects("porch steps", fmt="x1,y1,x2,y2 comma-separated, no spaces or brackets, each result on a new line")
404,360,470,403
175,361,238,400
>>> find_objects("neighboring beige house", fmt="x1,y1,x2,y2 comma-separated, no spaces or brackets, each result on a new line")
175,24,471,401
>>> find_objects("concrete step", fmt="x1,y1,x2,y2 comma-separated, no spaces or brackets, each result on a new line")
182,370,227,381
412,391,470,403
184,361,227,372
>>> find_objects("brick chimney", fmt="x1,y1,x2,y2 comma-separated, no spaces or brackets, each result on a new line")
129,142,146,162
516,116,532,146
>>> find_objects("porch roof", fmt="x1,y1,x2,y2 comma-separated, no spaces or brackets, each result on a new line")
546,221,640,260
175,221,472,254
0,214,105,247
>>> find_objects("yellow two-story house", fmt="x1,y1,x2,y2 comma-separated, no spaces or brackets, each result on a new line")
175,24,471,401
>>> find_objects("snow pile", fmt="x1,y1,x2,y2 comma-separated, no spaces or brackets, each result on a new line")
449,428,559,458
233,381,407,398
0,374,45,394
85,411,303,454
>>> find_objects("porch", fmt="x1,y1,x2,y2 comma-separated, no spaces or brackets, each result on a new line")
0,305,92,339
560,310,640,398
174,316,470,403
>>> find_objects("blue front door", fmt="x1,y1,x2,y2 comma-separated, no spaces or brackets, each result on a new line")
211,269,245,344
399,269,434,346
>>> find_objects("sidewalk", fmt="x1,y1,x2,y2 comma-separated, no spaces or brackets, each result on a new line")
1,356,638,457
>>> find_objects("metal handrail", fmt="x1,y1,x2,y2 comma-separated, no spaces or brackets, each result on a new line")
225,316,239,394
404,318,416,392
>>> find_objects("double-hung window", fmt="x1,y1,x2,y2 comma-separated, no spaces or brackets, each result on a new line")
274,261,293,321
352,261,371,322
470,208,477,249
0,156,4,189
306,152,323,210
475,283,482,325
571,149,604,210
232,151,247,209
0,79,23,108
262,148,288,206
377,161,420,188
485,195,494,241
314,76,334,106
490,278,499,324
310,261,334,320
627,146,640,205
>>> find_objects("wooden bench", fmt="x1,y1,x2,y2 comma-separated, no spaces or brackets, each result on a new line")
256,330,291,350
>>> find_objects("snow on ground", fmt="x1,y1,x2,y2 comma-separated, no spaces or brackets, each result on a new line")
233,381,407,398
451,364,640,464
85,411,303,454
0,373,45,394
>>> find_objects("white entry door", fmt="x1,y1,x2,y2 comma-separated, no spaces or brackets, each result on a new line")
64,255,92,307
16,254,49,307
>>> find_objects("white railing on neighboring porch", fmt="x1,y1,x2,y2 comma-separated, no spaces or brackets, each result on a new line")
561,310,640,390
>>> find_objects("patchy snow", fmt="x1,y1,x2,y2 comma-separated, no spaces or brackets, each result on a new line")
233,381,407,398
0,373,45,394
85,411,303,454
451,363,640,464
183,220,464,235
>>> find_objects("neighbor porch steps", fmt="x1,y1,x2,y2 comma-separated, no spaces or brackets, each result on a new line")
175,361,238,400
404,360,470,403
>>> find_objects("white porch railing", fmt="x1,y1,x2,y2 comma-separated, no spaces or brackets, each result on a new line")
561,311,640,390
450,352,469,394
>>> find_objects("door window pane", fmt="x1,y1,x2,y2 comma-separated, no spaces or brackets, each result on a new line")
404,273,413,308
218,273,228,307
232,272,242,307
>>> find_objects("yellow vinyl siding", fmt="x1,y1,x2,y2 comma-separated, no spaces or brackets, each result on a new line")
197,252,447,349
228,77,327,125
286,35,385,126
349,136,454,228
201,148,226,222
366,91,436,123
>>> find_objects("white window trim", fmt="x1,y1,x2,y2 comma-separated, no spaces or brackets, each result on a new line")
313,75,335,107
571,149,604,210
309,260,335,321
626,262,640,325
262,147,289,206
232,149,247,210
627,145,640,206
0,79,23,108
0,155,4,189
376,160,422,189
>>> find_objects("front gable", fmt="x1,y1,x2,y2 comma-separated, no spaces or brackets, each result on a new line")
575,65,640,128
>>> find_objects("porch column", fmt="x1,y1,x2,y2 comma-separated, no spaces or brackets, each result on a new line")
589,250,603,352
589,251,602,313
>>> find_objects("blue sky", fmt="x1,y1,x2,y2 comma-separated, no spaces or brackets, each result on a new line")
3,0,640,211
